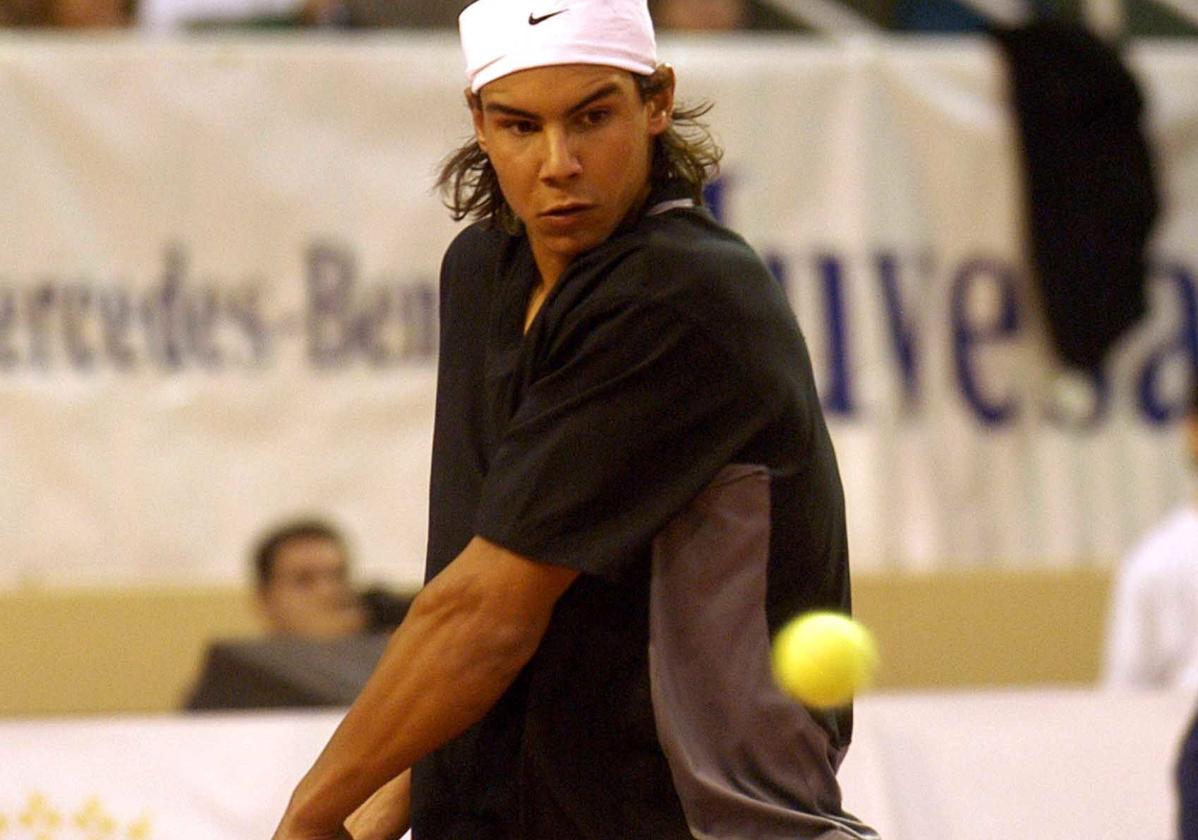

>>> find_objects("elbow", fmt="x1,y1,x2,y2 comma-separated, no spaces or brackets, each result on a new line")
404,572,552,678
475,614,547,678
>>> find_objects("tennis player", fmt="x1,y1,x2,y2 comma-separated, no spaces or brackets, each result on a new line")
272,1,876,838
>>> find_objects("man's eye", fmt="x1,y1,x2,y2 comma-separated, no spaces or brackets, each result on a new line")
507,120,538,135
581,109,610,127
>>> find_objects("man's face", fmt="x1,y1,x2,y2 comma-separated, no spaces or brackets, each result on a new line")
258,536,366,639
472,64,673,275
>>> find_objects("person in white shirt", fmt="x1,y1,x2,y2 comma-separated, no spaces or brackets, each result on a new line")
1103,392,1198,840
1103,392,1198,689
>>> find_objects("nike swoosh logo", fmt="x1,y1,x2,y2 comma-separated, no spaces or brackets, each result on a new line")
528,9,567,24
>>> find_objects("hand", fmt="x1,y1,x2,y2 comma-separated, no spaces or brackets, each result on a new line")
270,813,352,840
343,771,412,840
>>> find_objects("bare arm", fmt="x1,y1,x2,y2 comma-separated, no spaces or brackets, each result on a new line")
272,536,579,840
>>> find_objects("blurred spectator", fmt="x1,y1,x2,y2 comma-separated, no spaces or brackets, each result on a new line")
332,0,464,28
135,0,463,29
253,518,369,638
254,517,410,637
183,517,411,711
652,0,749,29
1100,380,1198,840
1102,385,1198,690
649,0,803,31
137,0,337,30
134,0,798,31
0,0,132,26
891,0,991,33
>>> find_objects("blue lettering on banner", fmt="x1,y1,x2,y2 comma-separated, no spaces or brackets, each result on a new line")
877,250,922,407
951,258,1021,426
759,246,1195,430
99,285,139,370
307,244,356,367
701,178,727,225
817,253,856,416
4,197,1197,435
1137,261,1198,425
0,288,15,367
701,173,1198,430
306,244,437,369
0,242,438,375
26,283,57,370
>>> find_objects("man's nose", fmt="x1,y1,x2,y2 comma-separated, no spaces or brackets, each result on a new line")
316,573,350,600
540,126,582,181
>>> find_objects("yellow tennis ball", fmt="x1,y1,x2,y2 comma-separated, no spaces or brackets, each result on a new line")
771,611,878,709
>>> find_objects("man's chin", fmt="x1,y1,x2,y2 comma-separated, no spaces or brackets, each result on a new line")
532,224,616,260
300,608,368,639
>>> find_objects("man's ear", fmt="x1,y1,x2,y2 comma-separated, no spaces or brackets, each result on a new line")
646,64,676,136
466,88,489,153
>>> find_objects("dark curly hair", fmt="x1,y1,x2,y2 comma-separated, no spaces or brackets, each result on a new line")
436,66,723,233
253,518,347,591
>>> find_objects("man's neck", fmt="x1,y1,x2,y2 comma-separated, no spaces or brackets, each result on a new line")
524,277,553,334
523,181,656,327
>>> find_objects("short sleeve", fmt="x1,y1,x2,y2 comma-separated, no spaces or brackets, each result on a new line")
474,293,776,579
425,224,503,582
1103,542,1168,687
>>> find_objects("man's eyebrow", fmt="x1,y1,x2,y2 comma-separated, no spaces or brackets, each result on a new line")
483,101,539,119
565,84,621,116
483,84,622,120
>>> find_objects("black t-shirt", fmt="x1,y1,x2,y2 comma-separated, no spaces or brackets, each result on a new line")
413,186,875,840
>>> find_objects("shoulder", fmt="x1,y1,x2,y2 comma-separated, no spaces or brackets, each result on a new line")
566,207,786,335
640,207,775,297
1141,505,1198,549
442,221,507,274
633,208,800,359
566,206,807,401
1122,505,1198,581
439,222,515,312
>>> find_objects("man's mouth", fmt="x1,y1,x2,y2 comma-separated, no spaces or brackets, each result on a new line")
542,203,592,218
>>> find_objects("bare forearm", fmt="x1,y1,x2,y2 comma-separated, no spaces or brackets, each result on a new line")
282,599,533,830
276,538,576,837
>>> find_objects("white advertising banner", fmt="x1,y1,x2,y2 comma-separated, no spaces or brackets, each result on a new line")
1,35,1196,587
0,690,1190,840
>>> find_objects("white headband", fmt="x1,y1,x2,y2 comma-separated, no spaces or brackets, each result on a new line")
459,0,658,94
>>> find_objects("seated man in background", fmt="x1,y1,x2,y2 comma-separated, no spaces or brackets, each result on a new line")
253,518,369,639
184,518,410,711
255,517,411,637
